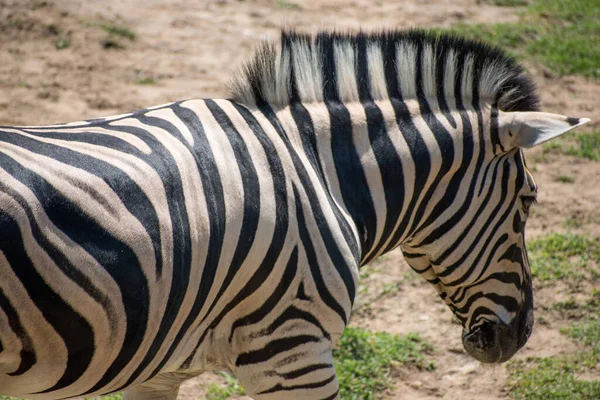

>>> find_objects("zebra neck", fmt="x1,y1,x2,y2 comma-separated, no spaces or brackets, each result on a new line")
277,99,434,266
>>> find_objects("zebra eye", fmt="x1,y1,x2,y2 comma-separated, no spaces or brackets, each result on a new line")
521,195,537,213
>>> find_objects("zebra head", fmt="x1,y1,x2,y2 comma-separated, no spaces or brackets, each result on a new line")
401,111,589,363
230,30,591,365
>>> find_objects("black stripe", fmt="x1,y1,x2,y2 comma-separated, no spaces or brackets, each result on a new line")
294,185,347,326
200,99,261,323
442,153,524,285
434,40,457,128
262,305,330,341
360,99,405,264
287,102,359,261
0,127,164,278
324,87,378,254
0,287,36,376
0,187,98,392
230,247,299,340
257,373,336,394
404,42,455,238
460,293,520,317
236,335,321,366
317,34,339,102
278,363,332,380
355,33,371,102
321,390,340,400
0,181,116,329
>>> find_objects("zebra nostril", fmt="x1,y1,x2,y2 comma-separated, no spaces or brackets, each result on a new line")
462,322,500,363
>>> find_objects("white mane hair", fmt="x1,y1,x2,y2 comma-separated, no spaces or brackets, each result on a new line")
229,29,539,112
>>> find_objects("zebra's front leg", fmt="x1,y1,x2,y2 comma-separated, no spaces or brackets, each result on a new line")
235,339,339,400
122,372,189,400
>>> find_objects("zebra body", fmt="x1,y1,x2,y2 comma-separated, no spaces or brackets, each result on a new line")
0,30,589,399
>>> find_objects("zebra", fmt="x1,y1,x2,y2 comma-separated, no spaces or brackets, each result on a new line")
0,29,590,400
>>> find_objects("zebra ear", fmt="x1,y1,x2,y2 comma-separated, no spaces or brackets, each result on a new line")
498,111,591,149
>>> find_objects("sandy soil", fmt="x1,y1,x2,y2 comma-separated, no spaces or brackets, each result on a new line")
0,0,598,399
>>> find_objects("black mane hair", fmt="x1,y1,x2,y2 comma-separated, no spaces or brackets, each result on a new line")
229,29,539,112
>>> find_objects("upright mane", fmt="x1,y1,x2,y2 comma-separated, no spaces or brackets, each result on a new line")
229,29,539,112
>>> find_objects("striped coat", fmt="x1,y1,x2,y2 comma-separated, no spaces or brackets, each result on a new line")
0,30,589,399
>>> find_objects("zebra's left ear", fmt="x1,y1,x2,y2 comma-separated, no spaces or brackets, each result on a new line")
498,111,591,149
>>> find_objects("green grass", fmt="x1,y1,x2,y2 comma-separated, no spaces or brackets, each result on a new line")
97,23,136,40
509,354,600,399
477,0,529,6
542,131,600,161
80,20,136,49
555,175,575,183
135,76,157,85
94,394,123,400
527,233,600,282
563,314,600,354
451,0,600,78
54,37,71,50
509,291,600,399
334,328,434,399
205,372,246,400
565,132,600,161
278,0,302,9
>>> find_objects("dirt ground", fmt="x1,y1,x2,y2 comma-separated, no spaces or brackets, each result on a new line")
0,0,598,399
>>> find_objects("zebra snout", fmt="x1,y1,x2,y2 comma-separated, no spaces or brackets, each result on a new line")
461,306,533,363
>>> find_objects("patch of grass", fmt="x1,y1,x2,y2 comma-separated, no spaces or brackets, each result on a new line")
205,372,246,400
510,290,600,399
17,81,31,88
543,131,600,161
551,291,600,314
334,328,435,400
509,354,600,399
528,233,600,282
477,0,529,6
451,0,600,78
54,37,71,50
551,298,580,312
555,175,575,183
278,0,302,9
448,23,535,50
98,23,136,40
80,20,136,50
95,393,123,400
562,314,600,354
565,131,600,161
135,76,157,85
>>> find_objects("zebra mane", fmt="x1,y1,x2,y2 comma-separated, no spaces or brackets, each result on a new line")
229,29,539,112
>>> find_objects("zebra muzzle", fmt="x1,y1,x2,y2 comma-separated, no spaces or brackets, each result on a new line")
461,305,533,363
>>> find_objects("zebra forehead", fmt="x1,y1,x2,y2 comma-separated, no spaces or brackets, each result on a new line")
229,29,539,113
